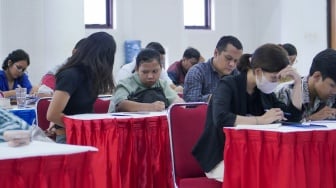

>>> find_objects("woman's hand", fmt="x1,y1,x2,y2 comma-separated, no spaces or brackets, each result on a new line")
260,108,286,124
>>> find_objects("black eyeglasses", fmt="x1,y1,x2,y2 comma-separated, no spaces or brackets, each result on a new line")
14,64,26,73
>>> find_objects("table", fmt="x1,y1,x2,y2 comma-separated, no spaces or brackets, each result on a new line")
223,122,336,188
63,112,173,188
0,141,97,188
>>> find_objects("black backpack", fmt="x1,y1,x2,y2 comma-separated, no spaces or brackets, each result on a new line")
127,87,169,108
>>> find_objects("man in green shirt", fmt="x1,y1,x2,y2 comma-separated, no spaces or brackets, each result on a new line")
110,48,184,112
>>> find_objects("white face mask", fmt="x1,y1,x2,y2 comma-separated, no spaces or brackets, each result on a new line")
256,72,279,94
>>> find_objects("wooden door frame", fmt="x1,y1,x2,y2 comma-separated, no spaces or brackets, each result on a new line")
328,0,336,48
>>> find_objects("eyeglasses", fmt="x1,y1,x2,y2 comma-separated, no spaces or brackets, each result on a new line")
14,64,26,73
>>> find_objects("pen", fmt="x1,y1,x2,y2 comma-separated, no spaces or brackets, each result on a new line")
264,109,291,116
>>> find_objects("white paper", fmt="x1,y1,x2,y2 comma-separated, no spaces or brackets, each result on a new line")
236,123,281,129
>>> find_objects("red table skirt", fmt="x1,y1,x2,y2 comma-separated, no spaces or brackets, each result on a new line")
0,152,96,188
223,129,336,188
64,115,173,188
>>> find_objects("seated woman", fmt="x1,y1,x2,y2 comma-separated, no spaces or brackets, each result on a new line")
192,44,303,182
110,48,184,112
0,49,33,97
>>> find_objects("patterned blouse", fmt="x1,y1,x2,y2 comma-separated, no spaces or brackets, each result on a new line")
275,76,336,121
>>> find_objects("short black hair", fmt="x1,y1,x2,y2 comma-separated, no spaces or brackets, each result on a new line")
282,43,297,56
309,48,336,83
216,35,243,52
183,47,201,61
145,42,165,55
136,48,161,68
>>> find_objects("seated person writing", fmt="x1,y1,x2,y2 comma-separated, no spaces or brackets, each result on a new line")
192,44,303,182
276,48,336,121
0,49,33,97
115,42,183,92
110,48,184,112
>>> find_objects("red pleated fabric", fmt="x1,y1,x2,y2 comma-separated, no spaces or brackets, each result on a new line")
0,152,96,188
64,115,173,188
223,129,336,188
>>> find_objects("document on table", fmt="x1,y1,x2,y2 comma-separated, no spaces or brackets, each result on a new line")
236,123,281,129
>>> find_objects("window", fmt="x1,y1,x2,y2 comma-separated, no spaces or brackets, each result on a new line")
183,0,211,29
84,0,113,29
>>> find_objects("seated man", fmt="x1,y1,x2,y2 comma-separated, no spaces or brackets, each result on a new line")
167,47,201,89
281,43,297,65
276,48,336,121
183,35,243,102
115,42,183,92
110,48,184,112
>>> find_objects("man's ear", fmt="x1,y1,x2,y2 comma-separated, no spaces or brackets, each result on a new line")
214,49,219,58
7,60,12,66
311,71,322,82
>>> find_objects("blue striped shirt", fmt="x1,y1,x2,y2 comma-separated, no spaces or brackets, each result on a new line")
183,58,238,102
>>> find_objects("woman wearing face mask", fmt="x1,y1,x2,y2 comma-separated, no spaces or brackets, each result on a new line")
192,43,303,182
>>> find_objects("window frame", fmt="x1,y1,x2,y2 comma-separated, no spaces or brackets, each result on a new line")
85,0,113,29
184,0,211,30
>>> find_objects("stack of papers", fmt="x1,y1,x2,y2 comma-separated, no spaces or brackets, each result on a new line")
236,123,281,129
236,122,328,130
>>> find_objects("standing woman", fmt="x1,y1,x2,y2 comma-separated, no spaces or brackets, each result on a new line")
192,43,303,182
47,32,116,143
0,49,33,97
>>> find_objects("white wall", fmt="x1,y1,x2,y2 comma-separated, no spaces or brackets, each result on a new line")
0,0,84,84
0,0,328,84
280,0,327,75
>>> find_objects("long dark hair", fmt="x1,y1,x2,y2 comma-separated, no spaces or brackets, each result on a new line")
237,43,289,73
57,32,116,96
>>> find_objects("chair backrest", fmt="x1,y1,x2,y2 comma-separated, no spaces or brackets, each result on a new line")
93,95,111,113
168,102,208,182
35,96,110,130
35,97,52,131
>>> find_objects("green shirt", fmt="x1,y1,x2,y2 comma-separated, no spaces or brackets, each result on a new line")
109,73,178,112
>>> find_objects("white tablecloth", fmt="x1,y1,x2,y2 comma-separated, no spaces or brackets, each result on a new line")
0,141,97,160
66,111,167,120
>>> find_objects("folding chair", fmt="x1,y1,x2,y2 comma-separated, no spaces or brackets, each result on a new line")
168,102,222,188
35,97,52,131
93,95,111,113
